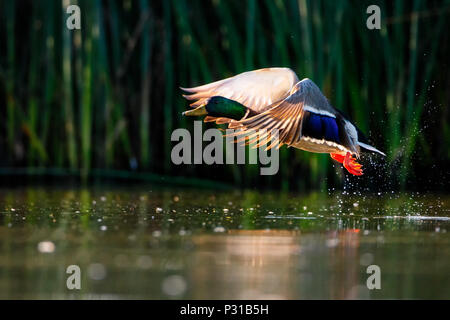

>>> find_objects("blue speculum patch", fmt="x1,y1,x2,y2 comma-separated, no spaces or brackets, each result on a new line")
302,112,341,144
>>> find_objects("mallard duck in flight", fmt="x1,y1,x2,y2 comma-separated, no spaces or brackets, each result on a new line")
181,67,385,176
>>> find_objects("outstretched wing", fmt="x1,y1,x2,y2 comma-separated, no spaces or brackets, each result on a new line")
228,78,334,150
181,67,299,113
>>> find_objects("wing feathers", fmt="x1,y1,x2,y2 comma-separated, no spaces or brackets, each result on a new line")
186,77,361,154
181,68,299,112
228,79,331,149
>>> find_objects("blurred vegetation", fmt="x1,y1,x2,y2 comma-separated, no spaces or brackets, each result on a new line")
0,0,449,191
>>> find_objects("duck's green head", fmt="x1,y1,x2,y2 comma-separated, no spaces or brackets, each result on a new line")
183,96,247,120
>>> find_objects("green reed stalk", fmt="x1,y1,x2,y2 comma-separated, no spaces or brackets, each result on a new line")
28,6,40,165
80,0,95,181
163,0,174,172
40,1,56,166
5,1,15,160
214,0,244,72
62,0,78,169
139,0,153,170
245,0,256,69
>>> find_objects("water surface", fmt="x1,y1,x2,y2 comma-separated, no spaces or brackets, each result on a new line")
0,188,448,299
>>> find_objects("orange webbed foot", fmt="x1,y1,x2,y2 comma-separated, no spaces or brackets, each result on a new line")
343,152,363,176
330,152,363,176
330,153,345,163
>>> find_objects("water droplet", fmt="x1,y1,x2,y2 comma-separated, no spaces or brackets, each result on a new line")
162,275,187,296
136,255,153,269
213,226,226,233
88,263,107,280
152,230,162,237
37,241,55,253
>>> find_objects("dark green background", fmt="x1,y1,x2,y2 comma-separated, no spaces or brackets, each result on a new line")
0,0,449,191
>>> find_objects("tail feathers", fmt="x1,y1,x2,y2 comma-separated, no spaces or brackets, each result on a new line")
358,142,386,156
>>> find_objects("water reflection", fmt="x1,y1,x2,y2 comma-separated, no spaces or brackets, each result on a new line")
0,188,448,299
191,230,301,299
